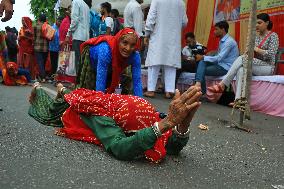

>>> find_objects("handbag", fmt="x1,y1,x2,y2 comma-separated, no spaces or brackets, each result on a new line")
41,22,56,41
57,45,76,77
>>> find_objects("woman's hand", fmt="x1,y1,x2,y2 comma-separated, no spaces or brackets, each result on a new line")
144,37,149,47
64,36,70,48
254,47,265,55
195,54,204,62
178,88,202,133
158,86,202,133
254,47,260,53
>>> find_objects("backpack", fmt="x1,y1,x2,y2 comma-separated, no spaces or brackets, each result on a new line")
90,11,107,37
41,22,56,41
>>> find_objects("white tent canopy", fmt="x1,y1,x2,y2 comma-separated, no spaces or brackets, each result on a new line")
59,0,151,13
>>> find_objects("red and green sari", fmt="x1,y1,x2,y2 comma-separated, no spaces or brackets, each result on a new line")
29,88,189,163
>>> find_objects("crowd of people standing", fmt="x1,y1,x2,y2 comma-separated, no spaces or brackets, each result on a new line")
0,0,280,111
0,13,68,85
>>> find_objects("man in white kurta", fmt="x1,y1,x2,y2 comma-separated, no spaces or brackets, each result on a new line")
124,0,144,38
144,0,188,98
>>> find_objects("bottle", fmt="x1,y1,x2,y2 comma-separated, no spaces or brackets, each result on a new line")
115,84,122,94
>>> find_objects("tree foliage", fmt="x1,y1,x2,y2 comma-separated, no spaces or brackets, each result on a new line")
29,0,58,22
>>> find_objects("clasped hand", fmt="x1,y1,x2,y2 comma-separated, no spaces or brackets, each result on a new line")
159,86,202,133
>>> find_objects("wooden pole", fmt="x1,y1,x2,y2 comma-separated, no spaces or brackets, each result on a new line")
231,0,257,131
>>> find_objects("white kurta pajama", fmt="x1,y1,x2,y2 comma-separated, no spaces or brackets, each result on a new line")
145,0,188,93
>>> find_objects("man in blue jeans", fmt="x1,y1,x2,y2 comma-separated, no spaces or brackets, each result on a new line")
195,21,239,94
34,14,49,82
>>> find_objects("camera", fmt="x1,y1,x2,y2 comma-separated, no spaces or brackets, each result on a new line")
190,45,207,55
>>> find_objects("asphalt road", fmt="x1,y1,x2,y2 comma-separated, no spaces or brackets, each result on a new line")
0,84,283,189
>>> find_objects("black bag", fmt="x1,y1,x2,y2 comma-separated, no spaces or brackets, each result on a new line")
217,85,235,106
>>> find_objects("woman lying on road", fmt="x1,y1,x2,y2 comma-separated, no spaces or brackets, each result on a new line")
28,83,201,163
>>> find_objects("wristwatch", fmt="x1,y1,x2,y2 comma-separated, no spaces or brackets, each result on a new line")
10,0,15,4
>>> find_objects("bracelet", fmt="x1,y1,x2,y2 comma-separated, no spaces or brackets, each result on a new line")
173,125,190,138
152,122,162,138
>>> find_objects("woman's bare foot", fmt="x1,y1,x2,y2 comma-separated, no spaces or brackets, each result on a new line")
144,91,155,98
56,83,64,93
55,83,65,99
164,92,175,99
29,82,41,103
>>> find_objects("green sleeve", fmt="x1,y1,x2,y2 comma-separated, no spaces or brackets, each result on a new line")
62,88,71,95
80,115,157,161
165,133,189,155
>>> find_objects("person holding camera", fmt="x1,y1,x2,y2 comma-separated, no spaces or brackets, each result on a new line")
194,21,239,95
175,32,206,87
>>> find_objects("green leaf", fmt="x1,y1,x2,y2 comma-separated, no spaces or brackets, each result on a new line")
30,0,59,23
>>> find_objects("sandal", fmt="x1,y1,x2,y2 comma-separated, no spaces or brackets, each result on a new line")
143,91,155,98
207,83,225,93
164,92,174,99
